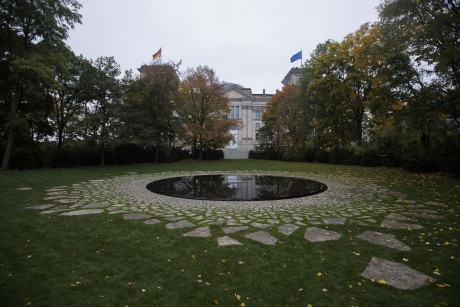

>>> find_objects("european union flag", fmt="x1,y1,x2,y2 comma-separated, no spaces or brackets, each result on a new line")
290,50,302,63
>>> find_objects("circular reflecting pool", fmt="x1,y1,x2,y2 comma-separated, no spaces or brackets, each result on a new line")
146,174,327,201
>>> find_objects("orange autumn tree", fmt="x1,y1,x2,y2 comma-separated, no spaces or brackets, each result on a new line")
260,84,298,149
178,66,236,160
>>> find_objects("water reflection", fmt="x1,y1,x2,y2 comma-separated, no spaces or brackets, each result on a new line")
146,175,327,201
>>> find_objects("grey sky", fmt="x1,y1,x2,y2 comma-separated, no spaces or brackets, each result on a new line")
66,0,381,94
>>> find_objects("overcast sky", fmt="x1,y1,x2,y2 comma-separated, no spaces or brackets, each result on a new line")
66,0,382,94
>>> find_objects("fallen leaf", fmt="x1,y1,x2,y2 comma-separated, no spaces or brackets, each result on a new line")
235,294,241,300
238,260,244,265
316,272,322,277
141,289,146,293
240,303,245,307
299,288,304,292
378,279,387,285
205,282,211,286
213,299,219,305
307,304,313,307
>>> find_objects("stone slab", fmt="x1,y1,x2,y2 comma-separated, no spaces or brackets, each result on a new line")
244,231,278,245
83,202,111,209
278,224,299,236
123,213,151,220
15,187,32,191
304,227,342,242
183,226,211,238
166,220,195,230
217,236,242,247
251,222,272,229
61,209,104,216
400,211,443,219
385,213,411,221
381,219,423,230
144,219,162,225
26,204,55,210
361,257,436,290
323,217,346,225
222,226,249,234
356,231,411,251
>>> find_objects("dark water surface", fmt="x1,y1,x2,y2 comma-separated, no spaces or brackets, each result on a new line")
146,174,327,201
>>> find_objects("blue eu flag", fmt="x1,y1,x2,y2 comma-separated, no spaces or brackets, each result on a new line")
290,50,302,63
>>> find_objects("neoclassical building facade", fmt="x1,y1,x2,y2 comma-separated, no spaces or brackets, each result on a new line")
223,83,272,158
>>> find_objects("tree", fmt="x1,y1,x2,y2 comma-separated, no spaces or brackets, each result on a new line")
45,45,92,149
178,66,235,160
0,0,82,170
88,56,121,165
121,63,181,162
260,84,298,149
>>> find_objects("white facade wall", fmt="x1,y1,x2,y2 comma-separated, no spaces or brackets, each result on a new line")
223,85,272,155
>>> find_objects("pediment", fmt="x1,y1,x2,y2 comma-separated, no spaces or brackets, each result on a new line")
224,88,254,100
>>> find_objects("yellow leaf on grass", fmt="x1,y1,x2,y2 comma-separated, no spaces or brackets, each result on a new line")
378,279,387,285
316,272,322,277
238,260,244,265
235,294,241,300
205,282,211,286
213,299,219,305
241,303,246,307
307,304,313,307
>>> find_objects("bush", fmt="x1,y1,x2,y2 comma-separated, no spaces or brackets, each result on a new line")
360,148,381,167
51,147,76,168
9,149,42,170
316,150,330,163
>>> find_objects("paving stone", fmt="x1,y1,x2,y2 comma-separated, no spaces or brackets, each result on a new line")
412,209,438,214
55,199,79,204
400,211,443,219
267,219,280,224
123,213,151,220
183,226,211,238
381,219,423,230
356,231,411,251
26,204,55,210
83,202,111,209
217,236,242,247
222,226,249,234
251,222,272,229
278,224,299,236
144,219,162,225
304,227,342,242
15,187,32,191
424,201,443,206
245,231,278,245
61,209,104,216
385,213,411,221
323,217,346,225
349,220,368,226
361,257,436,290
166,220,195,230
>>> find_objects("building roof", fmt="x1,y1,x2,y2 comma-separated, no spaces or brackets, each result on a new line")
281,67,302,86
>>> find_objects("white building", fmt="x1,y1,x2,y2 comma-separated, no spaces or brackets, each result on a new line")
223,83,272,159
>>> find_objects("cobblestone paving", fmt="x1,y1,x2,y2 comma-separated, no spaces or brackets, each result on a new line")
26,170,446,290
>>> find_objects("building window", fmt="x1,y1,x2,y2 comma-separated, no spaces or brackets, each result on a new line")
255,110,261,119
230,106,240,119
255,123,260,131
256,132,260,141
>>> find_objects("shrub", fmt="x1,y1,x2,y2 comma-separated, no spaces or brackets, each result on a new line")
9,149,42,170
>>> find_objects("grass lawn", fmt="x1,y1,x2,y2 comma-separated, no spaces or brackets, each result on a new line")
0,160,459,306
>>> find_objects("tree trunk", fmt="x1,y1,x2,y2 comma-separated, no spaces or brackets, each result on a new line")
100,147,105,166
1,75,21,171
199,149,203,161
154,144,160,163
1,130,15,171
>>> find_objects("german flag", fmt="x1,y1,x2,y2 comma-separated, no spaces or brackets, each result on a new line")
152,48,161,60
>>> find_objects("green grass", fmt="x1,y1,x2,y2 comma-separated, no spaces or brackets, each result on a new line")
1,160,459,306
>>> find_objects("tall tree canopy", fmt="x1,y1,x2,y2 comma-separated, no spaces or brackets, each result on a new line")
178,66,235,160
0,0,82,170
